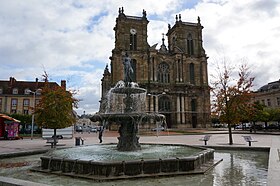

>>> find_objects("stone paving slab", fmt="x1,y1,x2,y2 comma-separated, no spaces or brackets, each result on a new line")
0,176,49,186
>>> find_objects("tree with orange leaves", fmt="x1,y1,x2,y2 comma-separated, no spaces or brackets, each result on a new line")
211,61,254,145
35,76,78,147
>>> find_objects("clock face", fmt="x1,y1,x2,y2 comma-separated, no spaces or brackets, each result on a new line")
130,28,137,34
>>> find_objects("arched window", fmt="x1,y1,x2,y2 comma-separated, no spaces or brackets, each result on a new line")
159,96,171,112
190,63,195,84
187,33,194,55
130,34,137,50
157,62,170,83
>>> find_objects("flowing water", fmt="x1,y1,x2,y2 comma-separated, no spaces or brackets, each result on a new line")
45,144,202,161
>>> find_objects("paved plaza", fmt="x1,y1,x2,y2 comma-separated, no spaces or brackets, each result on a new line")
0,130,280,186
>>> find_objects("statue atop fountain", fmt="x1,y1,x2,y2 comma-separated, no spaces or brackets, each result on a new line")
123,52,134,85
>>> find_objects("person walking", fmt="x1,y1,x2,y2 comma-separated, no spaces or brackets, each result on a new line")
98,126,104,143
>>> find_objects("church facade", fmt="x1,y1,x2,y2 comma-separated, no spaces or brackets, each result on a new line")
100,8,210,129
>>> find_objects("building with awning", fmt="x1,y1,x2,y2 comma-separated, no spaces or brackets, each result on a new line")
0,113,20,139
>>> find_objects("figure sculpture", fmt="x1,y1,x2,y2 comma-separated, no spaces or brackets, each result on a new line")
123,52,134,84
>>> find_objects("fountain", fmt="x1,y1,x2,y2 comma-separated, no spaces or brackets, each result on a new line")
33,53,216,181
92,52,167,151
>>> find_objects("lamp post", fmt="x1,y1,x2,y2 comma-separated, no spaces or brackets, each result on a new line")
147,92,166,137
27,89,42,140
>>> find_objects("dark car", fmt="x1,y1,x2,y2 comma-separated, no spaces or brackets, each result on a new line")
250,125,263,130
52,135,63,139
75,126,83,132
20,124,40,134
266,124,280,130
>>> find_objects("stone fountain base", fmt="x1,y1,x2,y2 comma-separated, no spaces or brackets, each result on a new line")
32,144,220,181
117,119,140,151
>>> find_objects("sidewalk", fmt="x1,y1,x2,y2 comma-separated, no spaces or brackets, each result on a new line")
0,131,274,157
0,131,279,186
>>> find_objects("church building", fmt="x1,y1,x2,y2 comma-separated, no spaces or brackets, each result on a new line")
100,8,210,129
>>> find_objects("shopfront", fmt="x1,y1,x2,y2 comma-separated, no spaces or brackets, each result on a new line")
0,114,20,140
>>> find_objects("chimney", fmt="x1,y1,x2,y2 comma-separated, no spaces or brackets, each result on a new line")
9,77,15,86
35,78,39,88
61,80,66,90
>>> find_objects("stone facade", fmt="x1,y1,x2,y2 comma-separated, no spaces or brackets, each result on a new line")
252,79,280,109
100,8,210,128
0,77,65,115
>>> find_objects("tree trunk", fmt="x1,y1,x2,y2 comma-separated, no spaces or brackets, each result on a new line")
228,124,233,145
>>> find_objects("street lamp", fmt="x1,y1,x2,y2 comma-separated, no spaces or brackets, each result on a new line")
27,89,42,140
147,92,166,137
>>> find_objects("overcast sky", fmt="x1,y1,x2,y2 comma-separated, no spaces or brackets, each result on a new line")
1,0,279,115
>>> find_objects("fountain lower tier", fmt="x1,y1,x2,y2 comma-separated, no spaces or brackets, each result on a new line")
92,113,166,151
34,144,217,181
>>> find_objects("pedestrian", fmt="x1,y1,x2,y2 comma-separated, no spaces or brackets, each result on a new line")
98,126,103,143
4,129,8,140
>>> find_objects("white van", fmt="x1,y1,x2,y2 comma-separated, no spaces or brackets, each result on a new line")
42,126,74,139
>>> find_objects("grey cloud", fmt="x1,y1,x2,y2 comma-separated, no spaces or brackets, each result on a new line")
251,0,279,16
232,0,279,18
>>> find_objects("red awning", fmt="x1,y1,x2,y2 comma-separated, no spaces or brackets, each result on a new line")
0,114,20,123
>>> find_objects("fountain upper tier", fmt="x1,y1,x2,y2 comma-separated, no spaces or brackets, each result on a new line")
110,81,146,94
103,81,147,114
92,112,165,123
111,86,146,94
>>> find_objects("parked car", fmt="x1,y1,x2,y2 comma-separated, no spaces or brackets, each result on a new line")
151,126,165,131
235,124,243,129
212,123,224,128
75,126,83,132
235,123,251,129
266,124,280,130
20,124,40,134
90,127,98,133
52,135,63,139
250,124,263,130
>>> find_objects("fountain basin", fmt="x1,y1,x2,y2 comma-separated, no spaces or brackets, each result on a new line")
34,144,216,181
